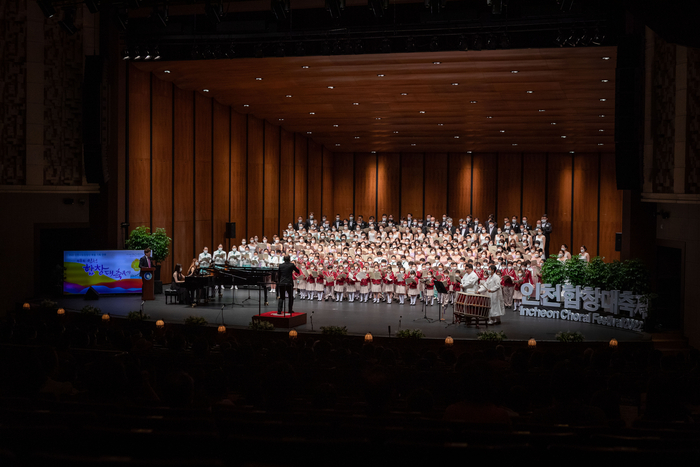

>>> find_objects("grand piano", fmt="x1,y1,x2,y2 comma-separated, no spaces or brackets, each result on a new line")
213,265,279,306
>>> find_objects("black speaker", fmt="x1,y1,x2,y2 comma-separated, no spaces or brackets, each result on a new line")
85,286,100,300
83,55,105,184
615,35,644,191
225,222,236,238
615,232,622,252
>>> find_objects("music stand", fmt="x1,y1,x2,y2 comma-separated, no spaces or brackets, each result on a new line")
413,281,435,323
434,280,449,322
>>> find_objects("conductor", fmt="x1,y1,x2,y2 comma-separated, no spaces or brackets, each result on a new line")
277,255,299,315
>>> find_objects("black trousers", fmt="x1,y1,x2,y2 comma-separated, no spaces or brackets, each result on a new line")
277,284,294,313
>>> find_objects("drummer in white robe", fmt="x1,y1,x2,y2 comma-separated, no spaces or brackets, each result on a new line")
460,264,479,294
483,265,505,325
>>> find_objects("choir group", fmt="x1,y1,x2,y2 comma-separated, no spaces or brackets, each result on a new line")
186,212,569,324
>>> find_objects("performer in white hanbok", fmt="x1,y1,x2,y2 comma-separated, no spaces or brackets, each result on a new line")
460,264,480,294
484,265,505,325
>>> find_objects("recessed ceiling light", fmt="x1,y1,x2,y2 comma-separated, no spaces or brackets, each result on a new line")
437,123,444,126
243,104,249,107
551,122,556,125
333,124,339,127
279,118,284,121
371,151,376,153
512,143,518,146
470,100,477,104
307,131,312,134
302,65,309,68
486,116,493,119
375,117,381,120
561,135,567,138
599,114,605,117
419,110,425,114
353,102,359,106
454,136,460,139
539,109,545,112
377,74,385,77
569,151,575,154
526,90,533,93
354,136,360,139
285,94,292,98
393,131,399,134
400,93,408,96
164,70,171,73
433,61,441,65
451,82,459,86
467,151,472,154
598,143,604,145
600,98,607,102
411,143,416,146
255,77,262,80
601,79,609,83
511,70,519,73
327,86,334,89
599,129,604,132
499,130,505,133
309,112,315,115
203,89,209,92
335,143,340,146
602,56,610,60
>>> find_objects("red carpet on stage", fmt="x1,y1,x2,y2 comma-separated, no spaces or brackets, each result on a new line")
254,311,307,328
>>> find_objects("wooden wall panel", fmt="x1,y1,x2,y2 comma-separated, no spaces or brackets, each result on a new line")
150,77,173,279
400,153,424,219
332,153,354,218
173,86,194,265
573,153,599,256
294,136,308,220
354,152,377,220
194,93,212,251
307,140,323,217
448,152,471,220
128,66,151,233
264,121,280,240
230,111,247,244
322,147,334,217
547,153,574,256
377,153,400,219
472,153,497,220
599,154,622,261
424,153,448,220
279,129,295,230
522,153,547,224
246,116,264,239
213,101,230,250
497,153,522,222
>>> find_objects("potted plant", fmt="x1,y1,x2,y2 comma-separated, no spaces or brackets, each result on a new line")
126,226,172,292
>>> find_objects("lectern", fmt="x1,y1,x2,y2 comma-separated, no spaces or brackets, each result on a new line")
141,267,156,300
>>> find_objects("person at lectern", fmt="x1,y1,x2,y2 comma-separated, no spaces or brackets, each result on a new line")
277,256,299,315
139,248,152,278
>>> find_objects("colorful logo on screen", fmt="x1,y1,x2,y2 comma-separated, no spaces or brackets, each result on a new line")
63,251,144,295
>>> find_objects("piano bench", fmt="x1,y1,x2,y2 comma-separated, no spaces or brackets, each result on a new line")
164,289,179,304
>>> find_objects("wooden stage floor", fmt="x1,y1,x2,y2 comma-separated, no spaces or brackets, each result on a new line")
56,287,650,343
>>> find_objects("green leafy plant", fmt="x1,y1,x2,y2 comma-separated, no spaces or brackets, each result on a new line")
80,305,101,316
249,319,275,331
40,299,58,310
125,226,172,263
555,331,585,342
584,256,608,289
396,329,425,339
618,259,650,295
541,257,565,285
476,330,507,341
320,325,348,336
127,311,151,321
564,258,588,287
184,315,208,326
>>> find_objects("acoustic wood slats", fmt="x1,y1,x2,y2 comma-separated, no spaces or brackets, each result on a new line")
573,153,600,256
354,152,377,220
173,86,194,266
279,128,295,230
400,153,424,219
128,65,151,233
472,153,498,220
547,153,574,256
264,120,280,240
599,154,622,261
522,153,547,223
307,140,323,217
247,116,264,240
322,147,334,217
150,76,173,277
213,101,230,250
230,111,247,243
332,153,354,218
497,152,522,221
448,152,471,220
424,153,448,219
194,93,213,251
377,153,400,219
294,136,308,220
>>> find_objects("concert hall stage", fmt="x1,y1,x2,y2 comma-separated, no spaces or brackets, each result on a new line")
55,287,650,343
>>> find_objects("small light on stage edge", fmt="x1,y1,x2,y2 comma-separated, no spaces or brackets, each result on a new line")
599,129,605,132
365,332,373,343
156,320,165,329
57,308,65,316
371,151,376,153
528,338,536,348
375,117,381,120
289,329,297,339
445,336,454,346
23,303,30,310
102,313,110,322
467,151,472,153
218,325,226,334
609,338,618,348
